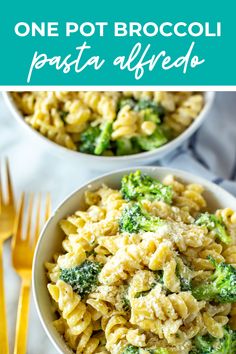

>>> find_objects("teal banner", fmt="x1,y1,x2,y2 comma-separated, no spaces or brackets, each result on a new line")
0,0,235,85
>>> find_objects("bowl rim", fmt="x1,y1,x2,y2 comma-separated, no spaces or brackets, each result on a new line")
32,165,236,354
3,91,215,162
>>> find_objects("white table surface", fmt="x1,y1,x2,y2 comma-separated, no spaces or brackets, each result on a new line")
0,92,235,354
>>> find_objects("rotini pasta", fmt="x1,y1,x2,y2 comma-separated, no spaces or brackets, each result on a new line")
12,91,204,156
46,171,236,353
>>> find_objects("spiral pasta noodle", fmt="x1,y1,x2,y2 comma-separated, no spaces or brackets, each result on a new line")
164,94,204,134
78,92,118,122
48,280,103,353
130,287,205,345
112,105,140,140
102,314,146,351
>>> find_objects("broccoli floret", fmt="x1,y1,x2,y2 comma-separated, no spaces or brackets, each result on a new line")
119,203,163,234
134,99,166,121
118,98,165,123
136,127,168,151
79,126,101,154
190,327,236,353
119,98,136,110
196,212,231,245
94,121,113,155
192,257,236,303
120,170,173,204
116,138,141,156
60,260,102,298
79,122,113,155
122,346,168,354
122,345,140,354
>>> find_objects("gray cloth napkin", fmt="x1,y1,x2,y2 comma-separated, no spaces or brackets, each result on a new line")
161,92,236,196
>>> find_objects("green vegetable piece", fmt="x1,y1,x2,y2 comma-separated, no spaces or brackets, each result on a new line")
119,98,136,110
120,170,173,204
116,138,141,156
135,99,166,120
136,127,168,151
122,345,140,354
190,327,236,353
119,203,164,234
79,126,101,154
192,256,236,303
60,260,102,298
94,121,113,155
195,212,231,244
122,346,168,354
142,108,161,124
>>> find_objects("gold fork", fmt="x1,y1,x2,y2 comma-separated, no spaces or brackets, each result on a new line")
12,193,51,354
0,159,15,354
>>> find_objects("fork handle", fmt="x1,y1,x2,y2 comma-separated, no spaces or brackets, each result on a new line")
14,279,30,354
0,242,9,354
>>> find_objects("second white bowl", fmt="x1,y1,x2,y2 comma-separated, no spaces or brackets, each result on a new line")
4,92,215,170
33,166,236,354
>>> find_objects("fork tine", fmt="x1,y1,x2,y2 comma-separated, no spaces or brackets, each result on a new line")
6,158,14,205
0,159,4,211
33,194,41,249
25,193,34,244
45,193,51,222
13,193,25,246
0,162,2,213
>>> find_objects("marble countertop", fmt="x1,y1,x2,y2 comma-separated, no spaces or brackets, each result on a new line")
0,92,236,354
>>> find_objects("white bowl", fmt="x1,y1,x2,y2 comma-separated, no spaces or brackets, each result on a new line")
33,166,236,354
3,92,215,170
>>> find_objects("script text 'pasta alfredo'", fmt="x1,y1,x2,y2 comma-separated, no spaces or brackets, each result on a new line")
27,41,204,83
